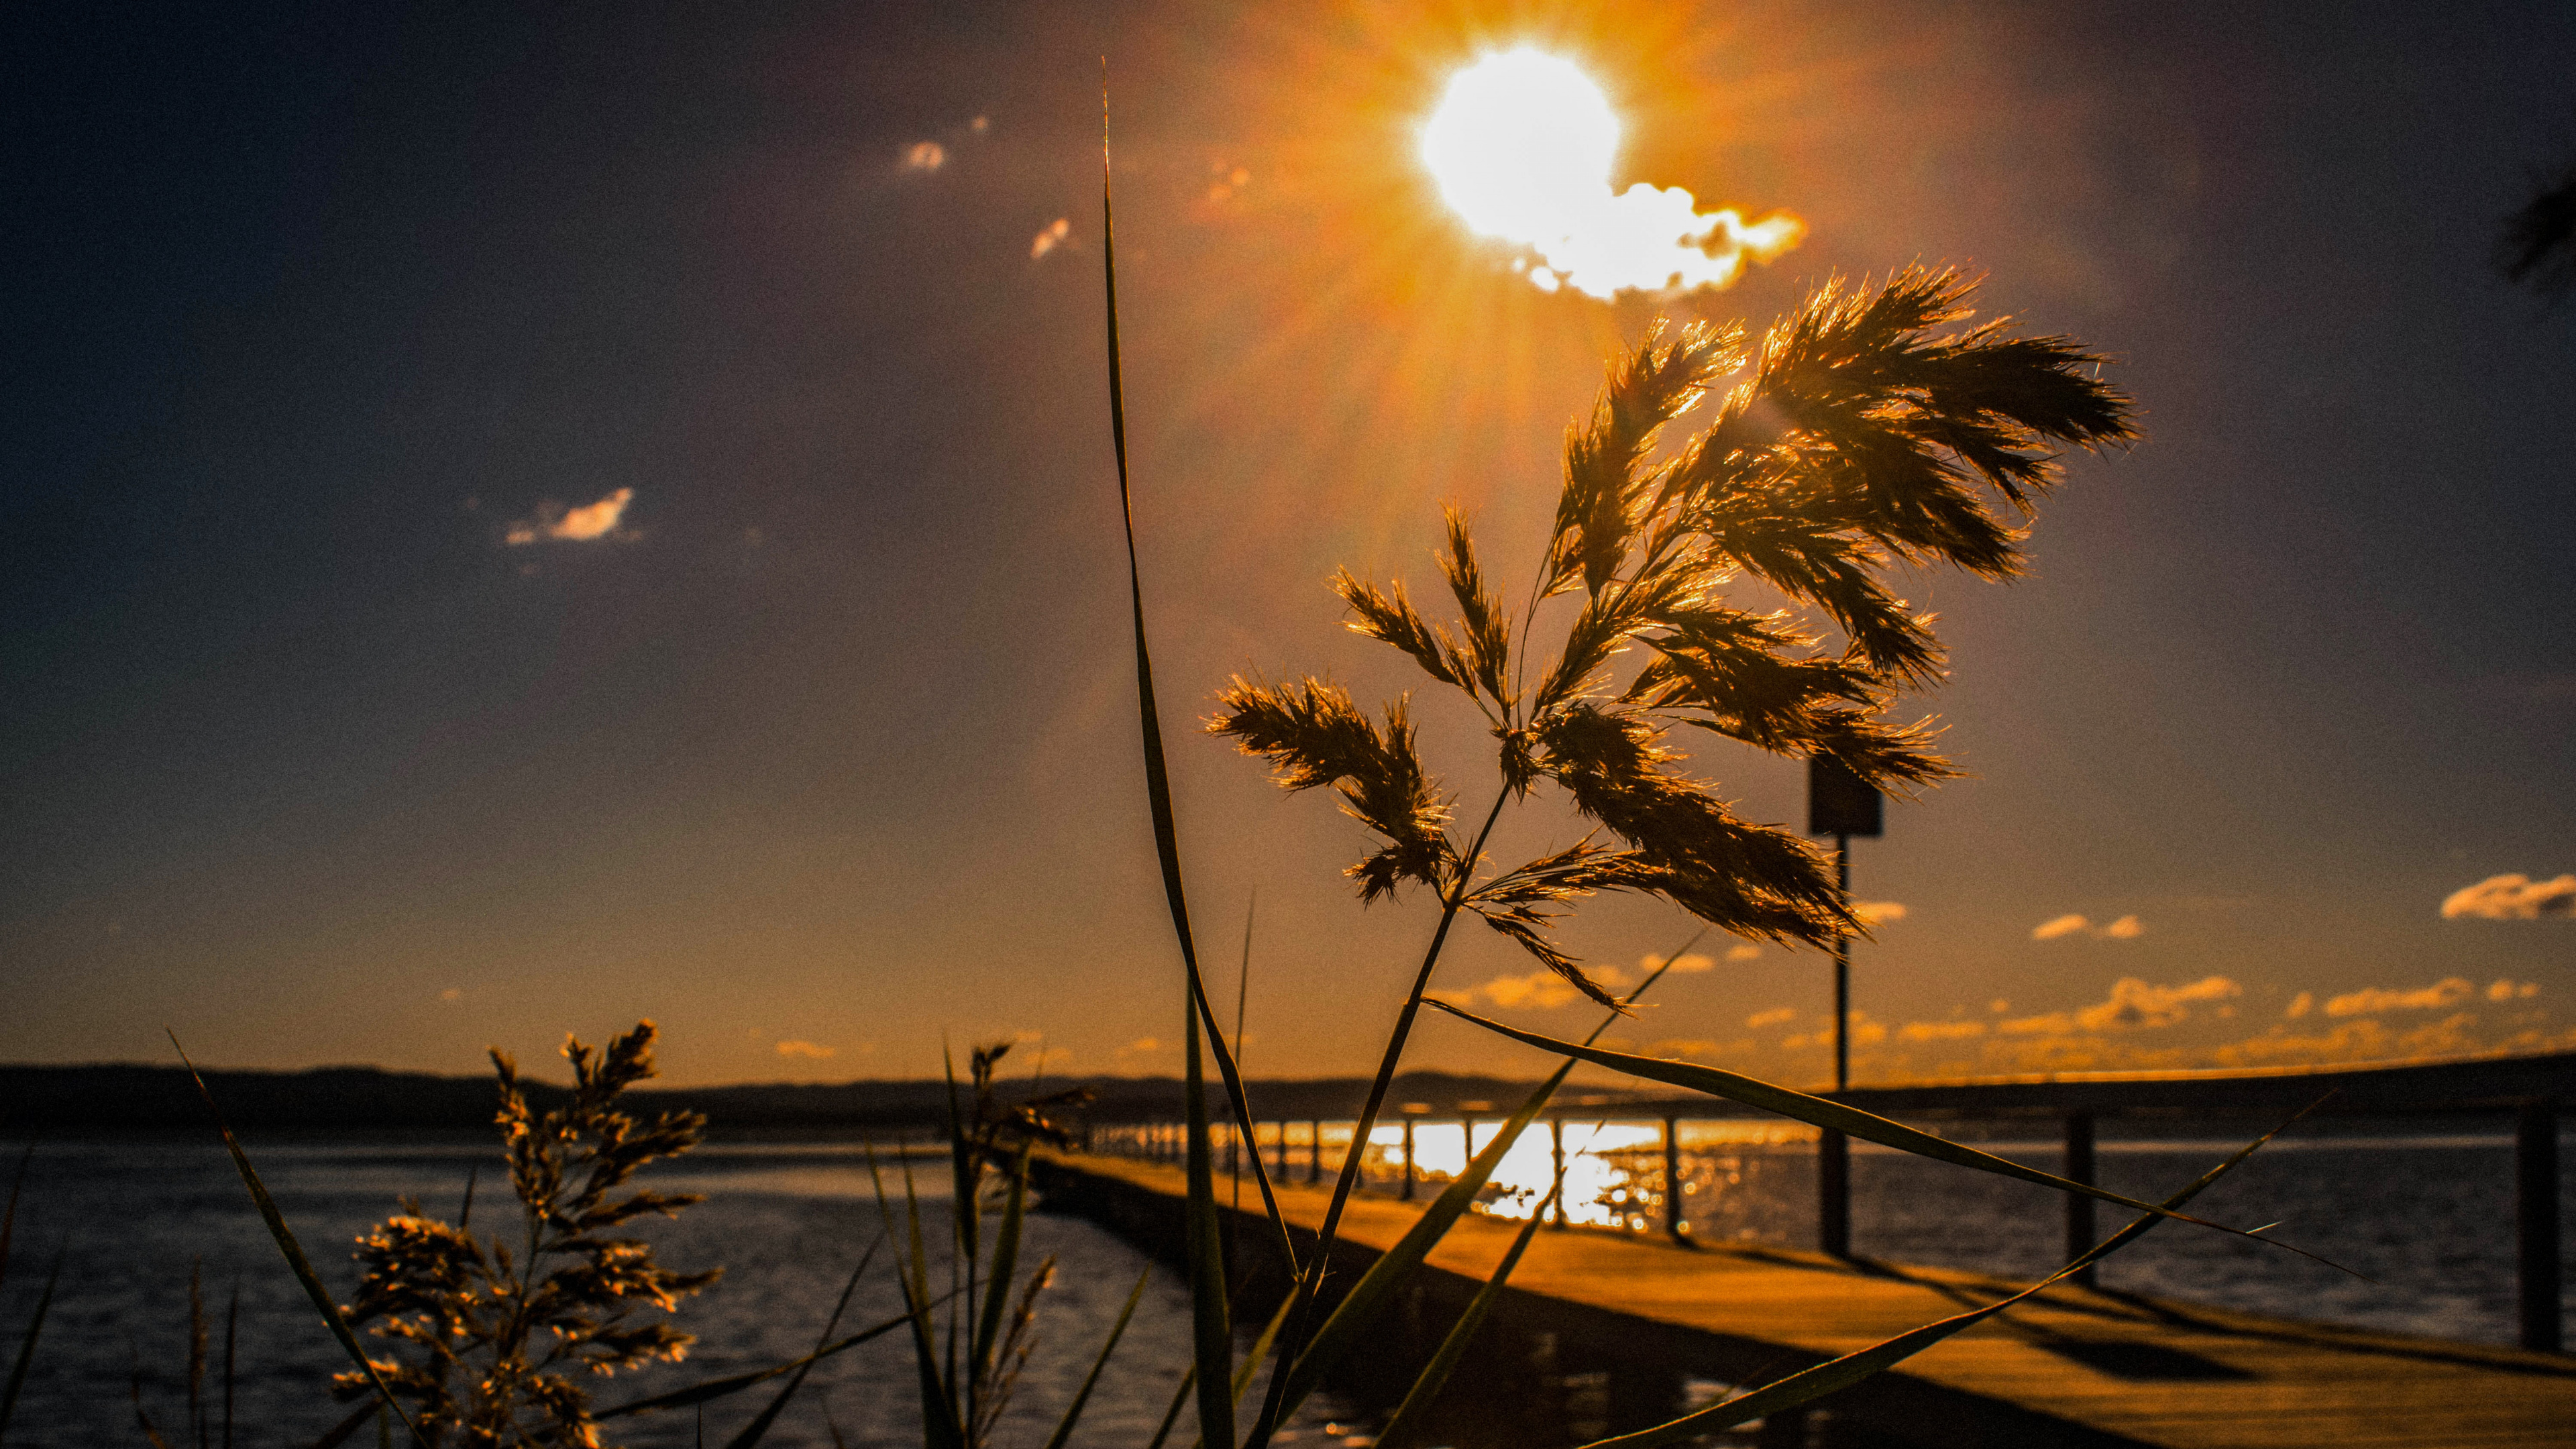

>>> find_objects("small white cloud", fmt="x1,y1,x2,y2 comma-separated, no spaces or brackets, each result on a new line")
2032,913,2090,941
970,115,989,133
1854,901,1907,927
439,987,462,1004
505,488,635,546
2487,978,2542,1002
1900,1019,1985,1042
2032,912,2145,941
2286,990,2314,1019
1988,998,2010,1014
2325,977,2475,1018
2442,873,2576,921
1725,944,1762,963
2000,975,2241,1034
1438,963,1632,1011
1746,1006,1795,1029
775,1040,837,1059
904,141,946,172
1030,217,1071,260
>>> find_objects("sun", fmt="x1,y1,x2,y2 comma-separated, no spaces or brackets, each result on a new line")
1417,47,1805,299
1420,49,1620,248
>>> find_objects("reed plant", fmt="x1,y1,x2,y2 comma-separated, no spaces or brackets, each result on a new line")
128,88,2346,1449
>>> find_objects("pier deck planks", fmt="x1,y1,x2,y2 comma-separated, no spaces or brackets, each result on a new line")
1051,1155,2576,1449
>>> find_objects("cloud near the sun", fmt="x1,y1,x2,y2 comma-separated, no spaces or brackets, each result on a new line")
775,1040,835,1059
1998,975,2239,1034
505,488,635,545
1030,217,1071,260
2441,873,2576,920
2322,976,2477,1018
2031,912,2144,941
1438,963,1635,1010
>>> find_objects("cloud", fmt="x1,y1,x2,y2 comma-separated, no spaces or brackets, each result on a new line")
775,1040,836,1059
438,987,462,1003
1439,963,1633,1011
2487,978,2542,1002
2031,912,2144,941
2441,873,2576,920
504,487,634,545
904,141,946,172
1746,1007,1795,1029
1725,945,1762,963
2286,991,2314,1019
1854,901,1907,927
1643,951,1715,975
1900,1019,1986,1042
2324,976,2475,1018
1030,217,1071,260
1999,975,2241,1034
1988,998,2010,1014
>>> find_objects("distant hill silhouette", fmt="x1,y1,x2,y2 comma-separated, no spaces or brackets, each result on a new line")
0,1064,1640,1135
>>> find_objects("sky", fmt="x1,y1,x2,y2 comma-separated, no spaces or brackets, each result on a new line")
4,0,2571,1089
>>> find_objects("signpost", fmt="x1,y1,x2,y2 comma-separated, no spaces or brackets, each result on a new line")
1808,754,1881,1258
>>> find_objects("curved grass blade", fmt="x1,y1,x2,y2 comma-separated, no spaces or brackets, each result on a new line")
1097,68,1297,1284
1576,1101,2319,1448
867,1148,965,1449
596,1298,936,1420
0,1145,30,1298
1183,986,1235,1449
0,1250,62,1444
1038,1268,1150,1449
1430,1004,2338,1264
1377,1187,1556,1449
722,1235,883,1448
166,1034,423,1446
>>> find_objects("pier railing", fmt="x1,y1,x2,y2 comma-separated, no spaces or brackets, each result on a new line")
1081,1047,2573,1352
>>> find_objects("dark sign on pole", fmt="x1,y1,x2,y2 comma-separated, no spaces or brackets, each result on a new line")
1807,754,1883,839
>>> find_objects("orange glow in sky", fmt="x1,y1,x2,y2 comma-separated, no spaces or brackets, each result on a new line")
1420,48,1805,298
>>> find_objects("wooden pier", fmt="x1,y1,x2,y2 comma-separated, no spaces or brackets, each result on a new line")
1037,1152,2576,1449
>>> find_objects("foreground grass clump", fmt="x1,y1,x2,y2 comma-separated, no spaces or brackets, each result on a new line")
335,1023,717,1446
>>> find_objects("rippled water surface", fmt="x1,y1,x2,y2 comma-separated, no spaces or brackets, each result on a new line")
2,1126,2567,1446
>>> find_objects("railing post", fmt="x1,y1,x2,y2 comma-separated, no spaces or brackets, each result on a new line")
2064,1110,2098,1287
1819,1128,1849,1258
1401,1117,1417,1202
1663,1115,1684,1237
1309,1118,1323,1185
2518,1099,2561,1353
1550,1116,1566,1228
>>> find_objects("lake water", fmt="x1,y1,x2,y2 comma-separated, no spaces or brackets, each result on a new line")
1,1124,2567,1447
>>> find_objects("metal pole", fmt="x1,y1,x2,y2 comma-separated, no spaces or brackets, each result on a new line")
2063,1111,2098,1288
1401,1118,1417,1202
1819,832,1852,1258
1309,1119,1323,1185
1663,1116,1684,1237
2518,1099,2561,1353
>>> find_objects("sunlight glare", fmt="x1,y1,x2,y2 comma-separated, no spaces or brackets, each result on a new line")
1421,48,1805,300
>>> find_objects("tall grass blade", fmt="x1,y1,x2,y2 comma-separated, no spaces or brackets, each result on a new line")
221,1281,237,1449
1144,1367,1195,1449
188,1260,207,1449
0,1146,29,1299
943,1049,970,1421
305,1402,374,1449
166,1034,423,1446
1430,1005,2337,1262
1277,1058,1572,1420
0,1251,61,1445
869,1150,966,1449
594,1301,932,1420
1036,1268,1150,1449
1246,932,1701,1449
1575,1102,2318,1448
972,1146,1030,1384
1182,986,1236,1449
720,1236,881,1448
1097,68,1297,1282
1376,1188,1556,1449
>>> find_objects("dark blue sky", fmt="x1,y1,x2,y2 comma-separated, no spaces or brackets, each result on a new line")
5,0,2570,1084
